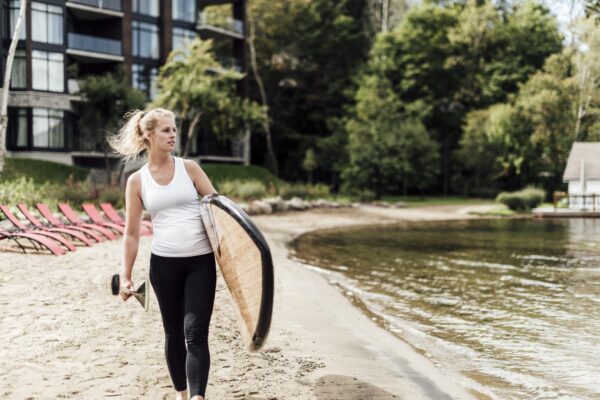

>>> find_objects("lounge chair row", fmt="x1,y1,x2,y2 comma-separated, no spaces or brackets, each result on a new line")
0,203,152,256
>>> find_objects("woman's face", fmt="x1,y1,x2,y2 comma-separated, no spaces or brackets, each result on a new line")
148,116,177,152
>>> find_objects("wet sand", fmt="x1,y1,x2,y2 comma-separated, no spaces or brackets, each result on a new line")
0,204,492,399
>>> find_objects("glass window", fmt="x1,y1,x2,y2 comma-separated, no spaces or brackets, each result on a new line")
172,27,196,52
9,0,26,40
132,64,158,100
133,0,159,17
31,2,63,45
4,50,27,89
33,108,64,148
32,50,64,92
173,0,196,23
13,109,28,147
132,21,160,59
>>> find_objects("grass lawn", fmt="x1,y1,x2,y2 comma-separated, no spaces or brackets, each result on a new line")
1,157,89,183
201,163,281,189
386,196,495,207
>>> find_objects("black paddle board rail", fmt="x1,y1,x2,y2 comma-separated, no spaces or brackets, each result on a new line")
202,194,274,351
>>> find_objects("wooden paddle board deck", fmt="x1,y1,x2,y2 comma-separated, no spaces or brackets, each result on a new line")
200,194,274,351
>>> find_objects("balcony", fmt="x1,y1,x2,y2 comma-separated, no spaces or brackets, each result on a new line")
66,0,123,20
67,33,124,62
197,12,244,40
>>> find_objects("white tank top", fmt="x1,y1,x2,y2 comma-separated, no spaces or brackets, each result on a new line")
140,157,212,257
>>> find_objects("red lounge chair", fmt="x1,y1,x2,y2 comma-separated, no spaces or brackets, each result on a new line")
58,203,121,239
0,205,76,252
35,203,110,242
0,227,66,256
81,204,127,235
100,202,153,234
16,203,96,247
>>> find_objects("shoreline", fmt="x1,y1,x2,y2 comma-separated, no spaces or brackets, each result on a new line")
0,204,493,399
252,204,496,400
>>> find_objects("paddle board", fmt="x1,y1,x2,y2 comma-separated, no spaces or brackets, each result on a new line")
200,194,274,351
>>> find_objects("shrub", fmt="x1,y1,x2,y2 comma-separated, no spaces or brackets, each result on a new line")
496,186,545,211
217,180,267,201
0,177,43,206
43,177,92,208
278,182,331,200
98,185,125,209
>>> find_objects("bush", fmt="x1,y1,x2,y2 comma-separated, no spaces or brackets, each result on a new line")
98,185,125,209
278,182,331,200
217,180,267,201
0,177,46,206
496,186,545,211
43,177,92,208
202,163,280,191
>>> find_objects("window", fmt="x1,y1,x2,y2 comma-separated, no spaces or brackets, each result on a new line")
133,0,159,17
31,2,63,45
32,51,64,92
173,0,196,23
9,0,26,40
3,50,27,89
9,108,28,148
172,27,196,52
132,21,159,59
33,108,64,148
132,64,158,100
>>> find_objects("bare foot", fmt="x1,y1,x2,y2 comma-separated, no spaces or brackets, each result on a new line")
176,390,189,400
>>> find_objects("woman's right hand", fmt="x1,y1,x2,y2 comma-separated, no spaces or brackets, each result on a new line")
120,275,134,301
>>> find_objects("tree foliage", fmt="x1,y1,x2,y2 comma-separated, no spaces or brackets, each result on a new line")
344,73,439,197
78,70,146,182
153,39,263,156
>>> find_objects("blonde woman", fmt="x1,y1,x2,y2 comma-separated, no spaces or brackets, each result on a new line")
110,108,217,400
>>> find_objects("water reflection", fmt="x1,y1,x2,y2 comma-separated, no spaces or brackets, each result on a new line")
291,219,600,400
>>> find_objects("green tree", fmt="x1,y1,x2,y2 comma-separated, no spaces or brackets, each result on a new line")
363,0,562,193
344,74,439,197
248,0,371,181
153,39,263,157
78,70,146,183
302,148,318,183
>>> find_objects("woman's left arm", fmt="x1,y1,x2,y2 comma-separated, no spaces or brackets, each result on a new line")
184,159,218,197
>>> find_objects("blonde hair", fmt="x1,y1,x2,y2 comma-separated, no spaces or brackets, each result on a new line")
108,108,176,161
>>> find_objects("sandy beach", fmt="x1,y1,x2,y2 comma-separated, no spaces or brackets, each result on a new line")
0,204,493,399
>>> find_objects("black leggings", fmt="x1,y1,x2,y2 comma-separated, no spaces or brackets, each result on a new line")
149,252,216,397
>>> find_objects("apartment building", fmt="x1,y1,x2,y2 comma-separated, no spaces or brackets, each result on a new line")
0,0,248,168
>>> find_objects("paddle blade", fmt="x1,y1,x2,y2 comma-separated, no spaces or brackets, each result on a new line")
133,280,150,312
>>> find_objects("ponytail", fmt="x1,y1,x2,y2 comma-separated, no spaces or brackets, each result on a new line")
108,108,176,161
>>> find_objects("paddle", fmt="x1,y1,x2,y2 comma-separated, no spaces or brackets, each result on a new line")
111,274,150,312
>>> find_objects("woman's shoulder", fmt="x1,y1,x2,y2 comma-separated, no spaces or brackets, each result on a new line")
126,169,143,187
181,158,203,172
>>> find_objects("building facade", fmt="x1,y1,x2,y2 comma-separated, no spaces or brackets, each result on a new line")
0,0,248,168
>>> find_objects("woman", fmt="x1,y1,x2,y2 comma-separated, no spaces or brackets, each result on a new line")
109,108,217,400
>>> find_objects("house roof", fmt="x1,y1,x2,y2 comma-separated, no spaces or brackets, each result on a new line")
563,142,600,181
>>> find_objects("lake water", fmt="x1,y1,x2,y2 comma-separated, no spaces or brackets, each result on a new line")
290,218,600,400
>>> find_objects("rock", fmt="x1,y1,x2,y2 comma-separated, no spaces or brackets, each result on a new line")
287,197,308,210
248,200,273,215
262,196,288,212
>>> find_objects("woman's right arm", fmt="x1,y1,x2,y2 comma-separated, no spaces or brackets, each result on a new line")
120,171,144,301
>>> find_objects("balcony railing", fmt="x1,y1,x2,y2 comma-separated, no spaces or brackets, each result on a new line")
197,12,244,36
553,192,600,211
68,0,122,12
68,33,122,56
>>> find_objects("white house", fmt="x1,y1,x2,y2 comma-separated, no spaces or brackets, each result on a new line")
563,142,600,209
